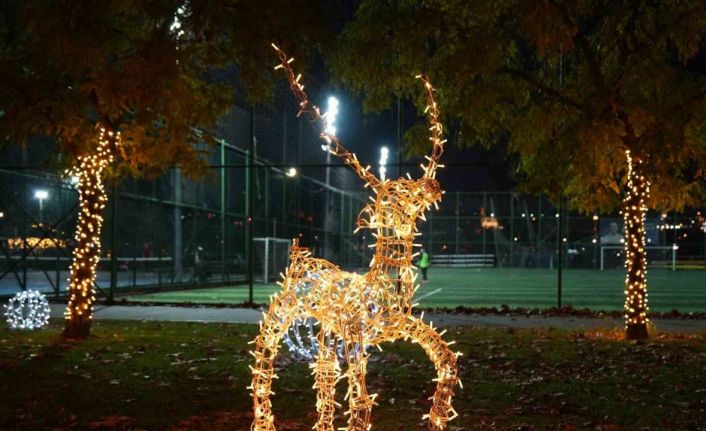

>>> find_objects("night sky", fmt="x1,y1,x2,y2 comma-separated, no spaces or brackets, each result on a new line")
306,68,516,193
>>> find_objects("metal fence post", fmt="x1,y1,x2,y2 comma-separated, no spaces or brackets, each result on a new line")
109,181,118,302
455,192,460,254
220,139,227,282
246,108,255,303
132,236,137,288
157,254,162,289
429,208,434,253
510,194,515,267
482,191,487,257
557,196,564,308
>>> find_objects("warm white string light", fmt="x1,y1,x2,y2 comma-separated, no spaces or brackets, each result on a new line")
623,149,650,339
249,45,460,431
4,290,51,330
63,127,118,337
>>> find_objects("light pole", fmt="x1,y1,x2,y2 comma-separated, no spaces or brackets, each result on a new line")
379,146,389,181
322,96,339,259
34,189,49,223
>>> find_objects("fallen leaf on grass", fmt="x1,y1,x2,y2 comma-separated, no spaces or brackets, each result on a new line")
170,411,250,431
86,415,138,430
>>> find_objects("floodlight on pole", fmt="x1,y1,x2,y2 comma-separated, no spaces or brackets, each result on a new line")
379,146,389,181
285,167,298,178
321,95,339,261
34,189,48,222
321,96,339,150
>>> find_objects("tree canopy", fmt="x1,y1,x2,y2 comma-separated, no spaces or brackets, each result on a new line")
0,0,329,176
333,0,706,213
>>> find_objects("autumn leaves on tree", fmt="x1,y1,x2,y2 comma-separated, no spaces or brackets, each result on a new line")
0,0,329,338
1,1,705,340
333,0,706,339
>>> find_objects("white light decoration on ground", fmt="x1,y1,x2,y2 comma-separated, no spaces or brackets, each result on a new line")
252,45,461,431
63,127,119,337
623,149,650,340
282,271,370,361
379,146,389,181
4,290,51,329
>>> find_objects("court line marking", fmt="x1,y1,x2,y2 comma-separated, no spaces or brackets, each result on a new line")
415,288,442,302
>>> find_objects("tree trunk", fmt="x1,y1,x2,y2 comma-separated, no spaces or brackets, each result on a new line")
623,150,649,340
63,128,117,339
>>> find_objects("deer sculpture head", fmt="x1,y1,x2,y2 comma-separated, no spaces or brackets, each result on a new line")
354,76,446,234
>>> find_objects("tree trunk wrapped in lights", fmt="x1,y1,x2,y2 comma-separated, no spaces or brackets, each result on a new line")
248,46,461,431
63,127,118,339
623,150,650,340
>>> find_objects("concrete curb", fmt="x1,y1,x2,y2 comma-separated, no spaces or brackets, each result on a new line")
49,304,706,333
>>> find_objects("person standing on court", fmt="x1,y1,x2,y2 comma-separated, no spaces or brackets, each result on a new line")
419,246,430,284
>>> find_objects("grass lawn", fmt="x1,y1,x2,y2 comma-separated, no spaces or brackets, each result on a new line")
1,321,705,430
129,268,706,312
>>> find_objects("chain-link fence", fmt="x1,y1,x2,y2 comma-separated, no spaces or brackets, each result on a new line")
1,92,705,310
0,87,366,300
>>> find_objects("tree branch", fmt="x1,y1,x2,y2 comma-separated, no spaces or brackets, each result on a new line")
546,0,610,96
496,67,584,111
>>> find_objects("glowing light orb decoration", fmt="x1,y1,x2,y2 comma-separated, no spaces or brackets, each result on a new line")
64,127,119,337
4,290,51,329
248,45,461,431
282,271,370,361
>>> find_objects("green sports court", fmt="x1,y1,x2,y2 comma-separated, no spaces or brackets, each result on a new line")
128,267,706,312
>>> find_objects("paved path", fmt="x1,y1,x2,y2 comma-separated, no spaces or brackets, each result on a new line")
49,304,706,333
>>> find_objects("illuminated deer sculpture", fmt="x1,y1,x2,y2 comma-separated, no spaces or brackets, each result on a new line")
249,45,461,431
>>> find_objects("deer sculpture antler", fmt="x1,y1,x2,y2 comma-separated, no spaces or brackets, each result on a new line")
272,43,382,190
249,45,460,431
417,74,446,180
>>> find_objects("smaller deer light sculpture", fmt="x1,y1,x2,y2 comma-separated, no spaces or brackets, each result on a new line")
249,45,461,431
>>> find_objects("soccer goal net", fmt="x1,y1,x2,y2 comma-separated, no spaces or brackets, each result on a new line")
254,237,292,282
600,245,678,270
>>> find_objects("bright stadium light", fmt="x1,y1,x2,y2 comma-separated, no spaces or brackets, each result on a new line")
379,146,389,181
34,190,49,223
285,167,298,178
322,96,339,150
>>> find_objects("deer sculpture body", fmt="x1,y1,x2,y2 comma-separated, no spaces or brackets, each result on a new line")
249,45,460,431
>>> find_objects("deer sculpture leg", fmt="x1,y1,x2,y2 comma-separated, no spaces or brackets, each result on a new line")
343,335,375,431
250,292,298,431
403,315,459,430
312,332,340,431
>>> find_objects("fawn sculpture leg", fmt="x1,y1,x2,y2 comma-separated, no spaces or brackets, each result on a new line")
250,292,298,431
403,316,459,431
344,345,375,431
312,333,340,431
